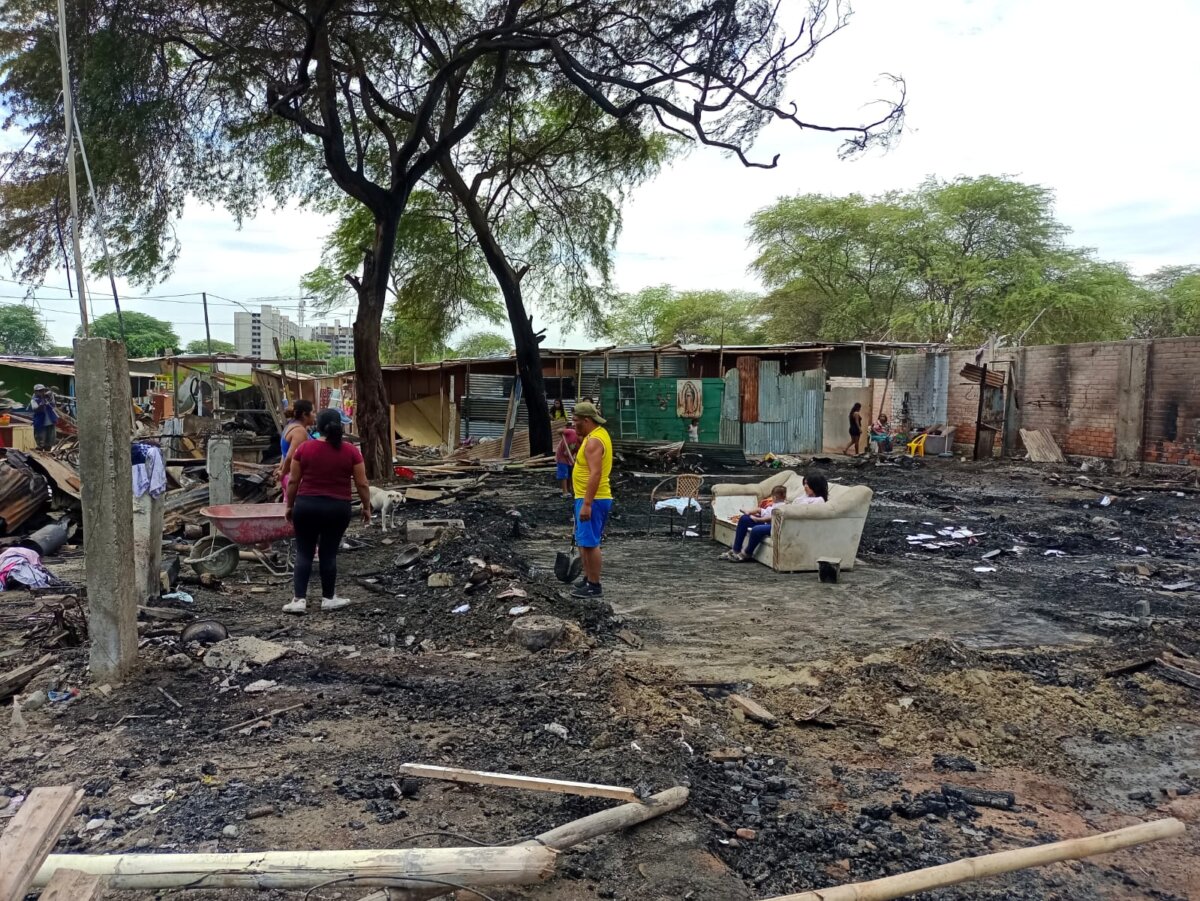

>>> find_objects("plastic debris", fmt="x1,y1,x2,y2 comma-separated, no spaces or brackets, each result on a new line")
544,722,569,740
451,603,470,614
162,591,194,604
973,566,997,573
508,605,532,616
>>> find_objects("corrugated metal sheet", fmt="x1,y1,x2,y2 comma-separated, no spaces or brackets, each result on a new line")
722,369,740,420
466,373,514,397
720,369,741,445
739,368,824,455
758,360,782,422
461,397,528,424
792,369,825,453
582,353,684,400
658,356,688,377
737,356,759,422
742,421,788,455
580,357,605,400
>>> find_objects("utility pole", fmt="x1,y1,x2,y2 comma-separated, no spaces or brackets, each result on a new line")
202,292,213,354
56,0,89,335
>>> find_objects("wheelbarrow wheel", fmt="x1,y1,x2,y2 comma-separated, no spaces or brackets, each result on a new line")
190,535,239,578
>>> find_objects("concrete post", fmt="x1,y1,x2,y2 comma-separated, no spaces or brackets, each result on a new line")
208,435,233,507
76,338,137,681
131,492,164,603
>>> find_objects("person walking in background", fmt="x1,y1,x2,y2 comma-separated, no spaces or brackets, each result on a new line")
686,418,700,443
571,401,613,598
30,385,58,450
555,426,579,499
844,402,864,456
283,409,371,615
278,400,315,494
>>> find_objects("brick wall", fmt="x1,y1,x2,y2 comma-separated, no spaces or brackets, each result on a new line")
1143,337,1200,465
942,341,1133,460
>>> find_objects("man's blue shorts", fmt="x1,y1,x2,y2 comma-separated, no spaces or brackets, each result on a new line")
574,498,612,548
556,463,571,480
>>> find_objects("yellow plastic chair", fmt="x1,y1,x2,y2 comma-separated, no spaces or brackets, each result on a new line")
907,433,928,457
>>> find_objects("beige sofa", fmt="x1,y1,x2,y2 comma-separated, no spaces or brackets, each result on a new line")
711,471,873,572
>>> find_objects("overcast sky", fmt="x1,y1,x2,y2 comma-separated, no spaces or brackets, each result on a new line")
7,0,1199,349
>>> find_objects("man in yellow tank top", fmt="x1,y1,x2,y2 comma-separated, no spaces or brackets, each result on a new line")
570,401,612,598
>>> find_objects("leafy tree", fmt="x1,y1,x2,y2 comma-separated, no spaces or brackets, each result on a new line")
751,176,1140,344
0,304,49,354
46,345,73,356
302,191,504,364
184,338,236,355
80,311,178,357
751,193,915,341
602,286,763,345
1133,265,1200,338
451,332,512,359
278,339,332,372
1,0,903,472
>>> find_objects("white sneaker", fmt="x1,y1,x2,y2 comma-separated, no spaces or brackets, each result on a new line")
321,596,350,611
282,598,307,614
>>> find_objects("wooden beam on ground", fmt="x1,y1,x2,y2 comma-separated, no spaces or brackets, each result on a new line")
763,818,1185,901
38,869,103,901
35,846,555,891
355,786,690,901
0,785,84,901
396,764,640,803
0,654,56,701
526,785,689,851
728,693,778,726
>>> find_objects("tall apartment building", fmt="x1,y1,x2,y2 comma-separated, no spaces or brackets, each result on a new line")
309,320,354,359
233,305,307,359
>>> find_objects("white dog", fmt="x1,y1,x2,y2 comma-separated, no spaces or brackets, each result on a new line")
368,486,406,532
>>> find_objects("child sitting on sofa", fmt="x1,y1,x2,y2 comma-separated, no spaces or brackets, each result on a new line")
722,473,829,562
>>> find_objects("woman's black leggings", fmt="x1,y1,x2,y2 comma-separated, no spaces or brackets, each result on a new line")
292,496,352,599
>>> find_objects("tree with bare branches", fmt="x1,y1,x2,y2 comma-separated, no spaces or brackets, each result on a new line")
0,0,904,472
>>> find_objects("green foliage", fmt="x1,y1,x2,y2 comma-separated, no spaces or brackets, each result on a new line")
751,176,1144,344
450,332,512,359
601,286,764,346
80,310,178,357
184,338,236,355
1133,266,1200,338
281,339,332,371
0,304,49,354
0,0,258,285
301,192,503,360
46,345,73,356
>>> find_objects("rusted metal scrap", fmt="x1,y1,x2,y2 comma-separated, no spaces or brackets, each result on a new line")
0,450,49,534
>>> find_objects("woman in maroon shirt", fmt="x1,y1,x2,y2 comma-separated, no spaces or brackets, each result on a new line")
283,409,371,614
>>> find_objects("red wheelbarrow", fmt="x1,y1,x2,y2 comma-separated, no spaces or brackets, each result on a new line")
186,503,295,578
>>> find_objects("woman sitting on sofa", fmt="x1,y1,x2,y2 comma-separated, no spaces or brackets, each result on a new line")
722,473,830,562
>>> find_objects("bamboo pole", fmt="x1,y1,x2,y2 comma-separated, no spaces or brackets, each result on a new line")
34,846,555,891
763,818,1185,901
526,786,689,851
358,787,691,901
